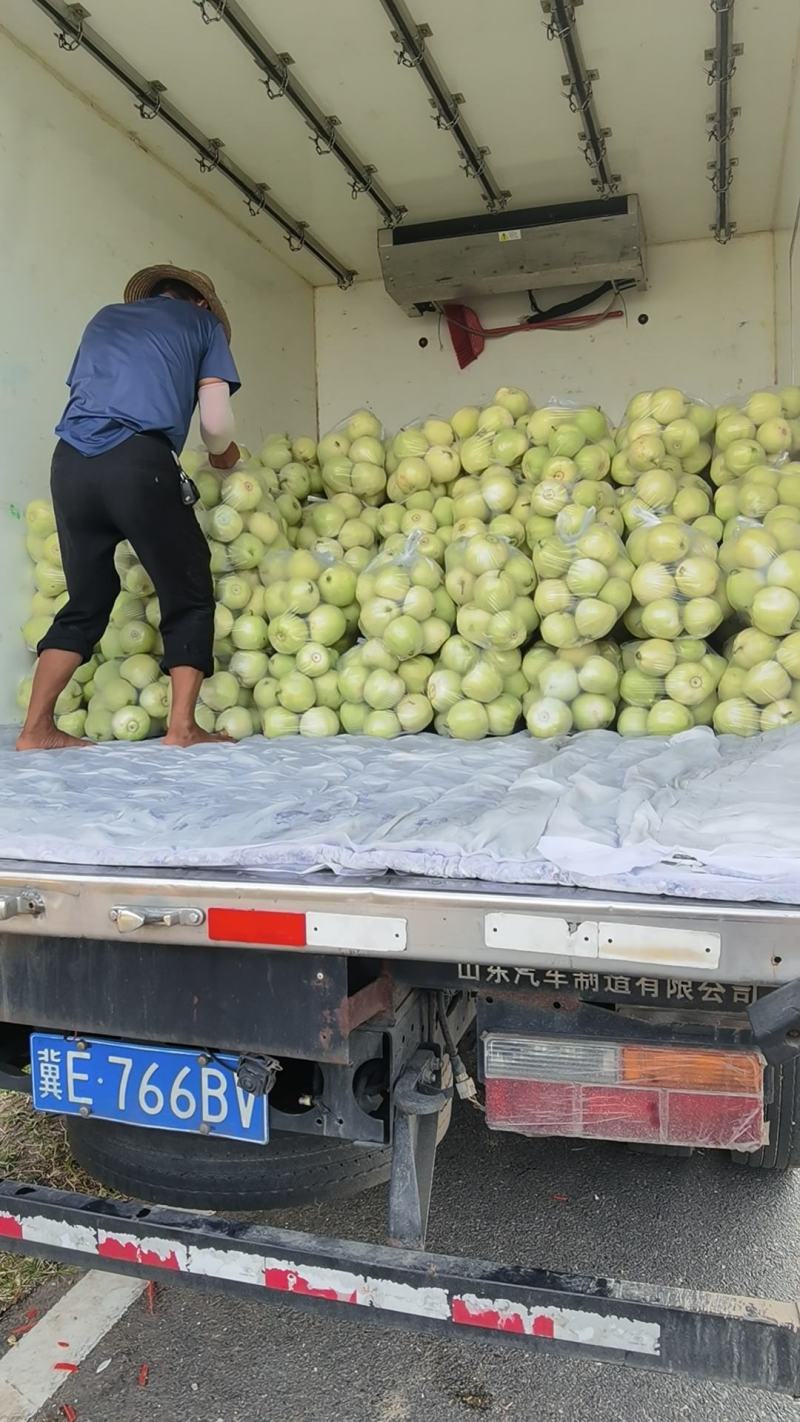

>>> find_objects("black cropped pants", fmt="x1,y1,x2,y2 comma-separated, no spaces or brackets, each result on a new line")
39,435,214,677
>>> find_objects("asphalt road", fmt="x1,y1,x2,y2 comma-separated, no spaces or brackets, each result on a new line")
32,1104,800,1422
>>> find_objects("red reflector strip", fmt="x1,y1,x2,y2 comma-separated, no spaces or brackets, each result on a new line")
207,908,307,947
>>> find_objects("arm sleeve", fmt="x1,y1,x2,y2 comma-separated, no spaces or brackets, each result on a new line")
198,320,241,393
198,381,237,455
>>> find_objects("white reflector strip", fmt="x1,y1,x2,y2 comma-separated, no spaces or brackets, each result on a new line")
0,1209,661,1354
484,915,598,957
597,922,721,969
306,912,407,953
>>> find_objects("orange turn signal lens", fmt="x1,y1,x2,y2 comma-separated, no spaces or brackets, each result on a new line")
621,1045,762,1094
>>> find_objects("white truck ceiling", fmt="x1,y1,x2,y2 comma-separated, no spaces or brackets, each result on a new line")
3,0,799,284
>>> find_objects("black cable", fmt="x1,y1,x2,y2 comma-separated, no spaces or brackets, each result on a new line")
523,281,615,324
436,992,483,1110
203,1047,236,1077
437,991,461,1065
526,278,638,325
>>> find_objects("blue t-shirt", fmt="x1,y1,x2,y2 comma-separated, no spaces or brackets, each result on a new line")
55,296,241,456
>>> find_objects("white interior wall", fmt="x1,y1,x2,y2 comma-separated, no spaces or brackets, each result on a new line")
314,234,776,433
774,230,793,384
773,4,800,381
0,28,316,721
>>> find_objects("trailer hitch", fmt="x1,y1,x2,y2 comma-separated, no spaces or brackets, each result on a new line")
388,1047,452,1251
747,982,800,1065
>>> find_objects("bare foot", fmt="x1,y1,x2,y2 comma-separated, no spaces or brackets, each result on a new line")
162,726,234,748
16,728,93,751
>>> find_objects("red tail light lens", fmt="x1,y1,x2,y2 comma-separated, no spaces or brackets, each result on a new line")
483,1035,766,1152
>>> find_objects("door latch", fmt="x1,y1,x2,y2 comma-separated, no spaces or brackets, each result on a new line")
109,906,206,934
0,889,45,921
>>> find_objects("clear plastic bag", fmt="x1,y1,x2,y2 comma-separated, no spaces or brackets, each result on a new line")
525,399,613,454
356,532,451,659
451,394,534,482
317,409,387,506
712,627,800,736
713,460,800,524
384,414,462,495
232,623,346,741
520,404,614,528
438,471,540,560
624,512,724,641
334,638,435,739
444,534,536,651
521,640,620,738
426,637,525,740
619,469,715,536
719,513,800,637
713,387,800,486
613,390,715,486
617,638,724,736
292,493,381,569
531,508,631,648
256,546,359,658
204,492,289,577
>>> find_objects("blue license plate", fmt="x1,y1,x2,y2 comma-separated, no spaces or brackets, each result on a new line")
29,1033,268,1145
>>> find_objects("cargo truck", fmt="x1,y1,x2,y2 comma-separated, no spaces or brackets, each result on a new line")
2,0,800,1397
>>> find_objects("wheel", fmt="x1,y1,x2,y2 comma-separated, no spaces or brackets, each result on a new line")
731,1060,800,1172
66,1117,393,1211
65,1066,454,1210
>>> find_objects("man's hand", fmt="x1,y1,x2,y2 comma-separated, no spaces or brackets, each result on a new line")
208,441,240,471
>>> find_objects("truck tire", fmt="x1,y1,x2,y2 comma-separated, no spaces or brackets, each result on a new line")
65,1118,393,1211
731,1060,800,1172
65,1077,454,1211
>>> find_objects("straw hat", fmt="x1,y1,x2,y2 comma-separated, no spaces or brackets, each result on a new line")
124,264,231,342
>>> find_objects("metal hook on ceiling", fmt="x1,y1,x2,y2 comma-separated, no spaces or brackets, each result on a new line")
707,113,738,144
545,16,573,42
245,184,270,217
459,146,489,183
192,0,227,23
285,222,309,253
394,33,426,67
262,65,290,101
706,49,740,86
310,119,339,156
196,138,224,174
431,94,462,132
565,85,592,115
55,3,87,51
563,70,595,115
708,158,736,195
135,83,166,122
580,134,608,169
384,204,408,229
349,166,377,200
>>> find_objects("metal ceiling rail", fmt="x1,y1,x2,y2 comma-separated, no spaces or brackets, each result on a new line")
191,0,407,229
542,0,620,199
376,0,510,212
705,0,741,244
29,0,357,288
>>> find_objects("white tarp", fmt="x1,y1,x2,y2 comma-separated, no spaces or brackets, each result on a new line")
3,725,800,903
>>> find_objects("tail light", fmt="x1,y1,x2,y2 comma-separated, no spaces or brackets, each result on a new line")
483,1036,767,1151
